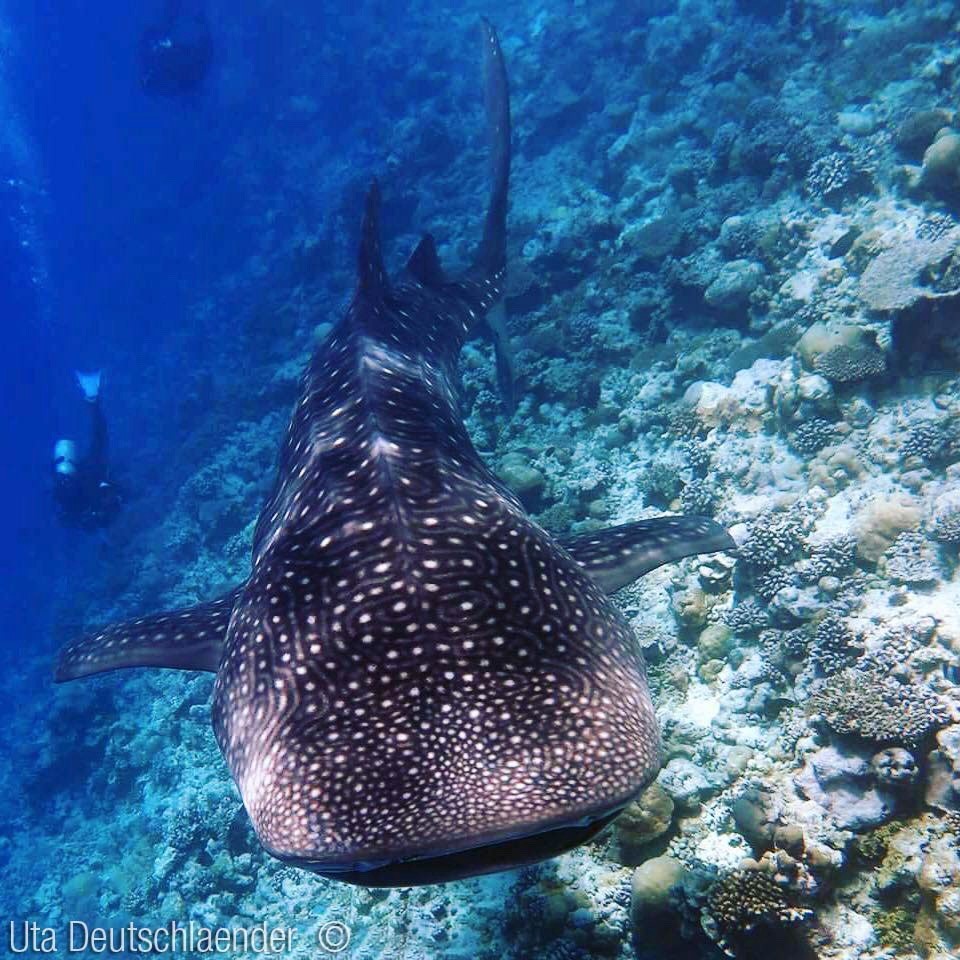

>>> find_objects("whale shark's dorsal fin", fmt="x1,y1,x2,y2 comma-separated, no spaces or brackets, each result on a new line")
54,586,242,682
357,179,389,300
558,516,736,595
406,234,445,288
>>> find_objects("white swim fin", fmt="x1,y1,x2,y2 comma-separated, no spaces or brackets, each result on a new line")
75,370,102,402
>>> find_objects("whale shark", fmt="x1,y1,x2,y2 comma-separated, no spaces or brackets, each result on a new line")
55,20,734,886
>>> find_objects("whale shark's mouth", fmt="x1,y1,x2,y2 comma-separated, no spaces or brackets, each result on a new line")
282,808,626,887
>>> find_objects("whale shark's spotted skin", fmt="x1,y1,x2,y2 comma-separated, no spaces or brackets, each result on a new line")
55,22,734,886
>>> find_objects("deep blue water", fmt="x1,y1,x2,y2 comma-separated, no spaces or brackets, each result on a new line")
0,0,395,665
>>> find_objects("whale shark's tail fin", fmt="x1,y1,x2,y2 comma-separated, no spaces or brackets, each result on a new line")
475,17,510,280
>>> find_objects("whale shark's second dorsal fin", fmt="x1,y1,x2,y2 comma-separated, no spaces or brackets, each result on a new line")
406,234,445,288
357,179,389,300
54,586,242,682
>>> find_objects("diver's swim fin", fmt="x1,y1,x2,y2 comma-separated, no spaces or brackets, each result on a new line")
558,517,735,594
54,587,242,682
75,370,102,403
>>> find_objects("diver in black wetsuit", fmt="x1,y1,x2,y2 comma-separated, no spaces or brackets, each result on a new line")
140,0,213,96
53,372,122,531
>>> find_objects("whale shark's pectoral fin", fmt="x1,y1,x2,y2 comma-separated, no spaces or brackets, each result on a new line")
558,517,736,594
54,587,242,682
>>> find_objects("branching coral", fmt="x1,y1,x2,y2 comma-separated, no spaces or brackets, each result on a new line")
704,870,811,955
805,151,872,207
882,531,941,585
813,343,886,383
806,534,858,579
810,613,863,676
724,599,770,634
738,509,808,570
809,667,949,747
901,420,957,465
789,418,835,455
932,506,960,544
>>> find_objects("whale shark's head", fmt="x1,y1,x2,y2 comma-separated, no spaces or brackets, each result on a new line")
212,509,661,886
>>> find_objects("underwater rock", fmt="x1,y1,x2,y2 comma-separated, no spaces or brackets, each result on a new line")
837,109,877,137
659,758,714,812
773,360,836,427
697,624,733,663
631,855,685,919
611,783,675,865
728,358,782,426
919,129,960,192
807,442,865,493
682,380,737,430
497,452,547,511
926,724,960,811
698,552,736,591
704,259,764,309
795,744,896,831
896,108,954,160
916,836,960,953
859,229,960,312
622,213,683,263
732,782,780,853
871,748,920,789
769,584,824,624
854,496,922,563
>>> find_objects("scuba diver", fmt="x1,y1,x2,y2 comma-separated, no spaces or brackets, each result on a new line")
140,0,213,96
53,372,122,531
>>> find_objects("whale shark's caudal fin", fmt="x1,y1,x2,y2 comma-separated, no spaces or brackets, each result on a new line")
54,587,242,682
475,17,510,279
558,517,736,595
